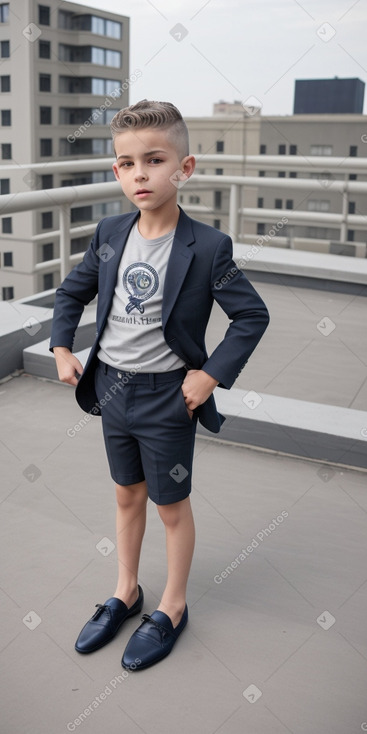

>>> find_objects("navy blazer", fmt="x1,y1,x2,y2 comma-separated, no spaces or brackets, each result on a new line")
50,207,269,433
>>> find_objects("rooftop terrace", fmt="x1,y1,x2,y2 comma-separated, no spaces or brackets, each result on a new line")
1,257,367,732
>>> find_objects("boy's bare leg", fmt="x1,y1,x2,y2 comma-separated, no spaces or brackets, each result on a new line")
156,496,195,627
113,480,148,608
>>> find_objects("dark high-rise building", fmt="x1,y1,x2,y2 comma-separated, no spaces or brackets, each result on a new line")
293,78,365,114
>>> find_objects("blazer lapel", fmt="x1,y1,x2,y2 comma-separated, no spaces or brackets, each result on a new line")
98,211,139,327
162,208,195,329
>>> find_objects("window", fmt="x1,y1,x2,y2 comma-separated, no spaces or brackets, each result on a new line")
59,44,121,68
257,223,265,235
42,212,53,229
0,4,9,22
286,199,293,209
59,76,121,95
42,243,54,261
275,198,282,209
307,200,330,212
278,171,286,177
0,40,9,57
310,145,333,155
214,191,222,209
259,170,265,177
188,195,200,204
0,178,9,194
215,168,223,175
198,144,202,153
216,141,224,153
3,251,12,266
90,107,115,125
40,107,52,124
2,217,11,233
349,145,357,157
41,174,53,189
278,144,286,155
104,19,122,39
43,273,54,290
71,236,89,255
213,219,221,229
1,143,11,159
93,16,121,38
40,139,52,156
39,73,51,92
348,201,356,214
257,197,263,208
289,145,297,155
260,144,266,154
347,230,354,241
0,75,10,92
39,40,51,59
38,5,50,25
71,206,93,223
289,171,297,178
1,109,10,125
2,286,14,300
104,49,121,68
58,12,122,38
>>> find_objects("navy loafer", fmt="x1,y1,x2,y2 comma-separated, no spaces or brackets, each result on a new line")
121,604,188,670
75,586,144,654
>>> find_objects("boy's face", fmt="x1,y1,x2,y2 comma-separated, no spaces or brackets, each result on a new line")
112,128,195,213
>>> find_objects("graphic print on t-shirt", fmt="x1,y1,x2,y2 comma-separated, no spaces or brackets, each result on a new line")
123,261,159,314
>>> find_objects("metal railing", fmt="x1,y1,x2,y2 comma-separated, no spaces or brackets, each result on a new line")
0,155,367,280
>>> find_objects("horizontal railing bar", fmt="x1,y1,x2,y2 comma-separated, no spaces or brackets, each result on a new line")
0,154,367,174
1,176,367,218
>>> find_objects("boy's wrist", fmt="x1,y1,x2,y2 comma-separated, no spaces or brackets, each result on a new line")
53,346,71,354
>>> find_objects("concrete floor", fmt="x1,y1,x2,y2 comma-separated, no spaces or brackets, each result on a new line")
207,278,367,410
1,373,367,734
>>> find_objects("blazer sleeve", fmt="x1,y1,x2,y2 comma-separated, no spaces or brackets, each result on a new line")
202,234,270,389
49,220,102,352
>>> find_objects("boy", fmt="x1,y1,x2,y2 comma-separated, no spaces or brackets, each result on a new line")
50,100,269,670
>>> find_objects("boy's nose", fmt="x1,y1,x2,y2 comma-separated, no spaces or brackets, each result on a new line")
135,168,148,181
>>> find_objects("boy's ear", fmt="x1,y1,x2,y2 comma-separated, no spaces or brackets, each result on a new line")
181,155,196,179
112,162,120,181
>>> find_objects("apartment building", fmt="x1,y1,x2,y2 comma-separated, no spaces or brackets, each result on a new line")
0,0,130,300
183,108,367,249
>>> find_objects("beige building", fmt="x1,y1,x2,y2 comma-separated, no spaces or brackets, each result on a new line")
183,110,367,249
0,0,130,300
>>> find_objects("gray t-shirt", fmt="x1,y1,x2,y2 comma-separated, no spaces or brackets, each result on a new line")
97,222,185,372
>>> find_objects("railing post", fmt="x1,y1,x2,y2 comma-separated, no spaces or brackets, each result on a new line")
229,184,240,240
340,178,349,243
59,205,71,282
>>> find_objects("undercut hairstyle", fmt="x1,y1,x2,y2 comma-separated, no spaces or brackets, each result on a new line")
110,100,189,160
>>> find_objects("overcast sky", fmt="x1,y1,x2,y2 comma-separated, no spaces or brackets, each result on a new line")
73,0,366,117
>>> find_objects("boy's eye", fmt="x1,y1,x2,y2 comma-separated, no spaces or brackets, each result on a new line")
120,161,133,167
149,158,163,164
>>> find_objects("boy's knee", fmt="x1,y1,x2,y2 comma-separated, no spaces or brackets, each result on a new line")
157,497,191,527
115,481,148,509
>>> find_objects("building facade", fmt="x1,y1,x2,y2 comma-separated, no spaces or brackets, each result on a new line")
183,111,367,249
0,0,130,300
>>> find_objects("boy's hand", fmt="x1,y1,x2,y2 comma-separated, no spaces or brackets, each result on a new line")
53,347,83,387
182,369,219,412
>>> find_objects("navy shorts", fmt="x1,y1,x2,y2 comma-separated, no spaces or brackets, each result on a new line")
94,361,198,505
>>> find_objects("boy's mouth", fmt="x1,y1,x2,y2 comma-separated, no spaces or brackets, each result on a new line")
135,189,152,196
